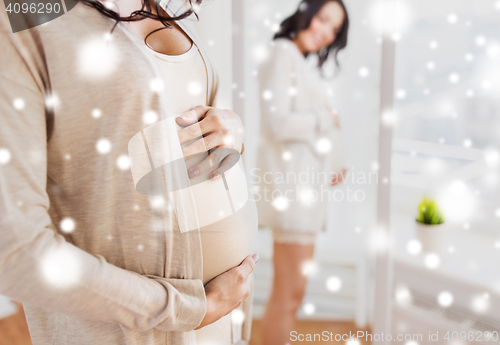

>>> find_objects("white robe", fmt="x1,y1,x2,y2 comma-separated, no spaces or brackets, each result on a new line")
255,38,346,234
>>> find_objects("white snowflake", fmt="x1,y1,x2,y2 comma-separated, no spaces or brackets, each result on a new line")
326,276,342,292
117,155,130,170
358,67,369,77
482,80,492,90
60,217,76,233
187,81,202,96
315,137,331,154
449,73,460,83
252,44,268,62
272,196,289,211
92,108,102,118
142,110,158,125
231,309,245,325
78,38,119,78
262,90,273,101
149,196,165,209
13,98,25,110
426,61,435,70
41,247,82,288
424,253,440,269
438,291,454,307
96,138,111,154
282,151,292,161
475,35,486,46
395,285,412,306
298,187,316,207
0,148,11,165
471,294,490,313
149,78,164,93
391,32,402,41
45,93,59,109
301,260,317,276
447,13,458,24
406,239,422,255
429,40,438,49
303,303,315,315
484,149,499,167
396,89,406,99
382,110,398,126
368,1,411,35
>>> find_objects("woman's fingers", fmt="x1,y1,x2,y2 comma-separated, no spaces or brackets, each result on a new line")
181,132,220,158
210,152,240,180
331,168,346,186
175,105,210,127
187,148,237,179
237,254,259,280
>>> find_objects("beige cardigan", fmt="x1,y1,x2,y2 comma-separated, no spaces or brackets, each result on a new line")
256,38,346,234
0,1,253,344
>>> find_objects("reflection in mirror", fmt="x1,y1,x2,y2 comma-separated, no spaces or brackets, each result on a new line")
243,0,382,343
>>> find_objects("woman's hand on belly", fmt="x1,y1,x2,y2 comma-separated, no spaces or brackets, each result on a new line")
194,254,259,330
176,105,244,180
330,168,346,186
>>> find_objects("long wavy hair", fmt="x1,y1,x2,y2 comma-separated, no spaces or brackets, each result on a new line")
79,0,203,44
274,0,349,70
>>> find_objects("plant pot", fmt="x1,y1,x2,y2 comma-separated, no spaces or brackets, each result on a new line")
415,222,447,253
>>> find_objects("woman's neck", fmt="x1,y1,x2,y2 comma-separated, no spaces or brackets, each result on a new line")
291,38,307,56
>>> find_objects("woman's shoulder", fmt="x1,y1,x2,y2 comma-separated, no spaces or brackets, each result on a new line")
269,38,300,56
263,38,302,69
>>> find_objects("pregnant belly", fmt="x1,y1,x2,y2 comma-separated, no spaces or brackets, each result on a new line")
199,197,258,284
184,152,258,284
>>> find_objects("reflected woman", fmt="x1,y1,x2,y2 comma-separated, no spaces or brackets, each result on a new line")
256,0,349,344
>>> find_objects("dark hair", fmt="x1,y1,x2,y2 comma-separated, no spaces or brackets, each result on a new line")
274,0,349,70
79,0,202,44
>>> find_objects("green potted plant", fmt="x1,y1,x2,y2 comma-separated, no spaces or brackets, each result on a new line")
415,196,446,253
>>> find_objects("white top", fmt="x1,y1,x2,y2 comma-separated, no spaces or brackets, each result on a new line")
256,38,346,234
149,43,257,344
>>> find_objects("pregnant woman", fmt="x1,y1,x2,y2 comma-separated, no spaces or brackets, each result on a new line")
256,1,349,344
0,0,257,344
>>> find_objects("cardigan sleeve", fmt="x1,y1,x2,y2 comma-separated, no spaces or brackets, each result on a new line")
258,40,334,142
0,12,206,333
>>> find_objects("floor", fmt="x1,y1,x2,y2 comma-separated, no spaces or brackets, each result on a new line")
0,300,371,345
249,319,372,345
0,302,31,345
